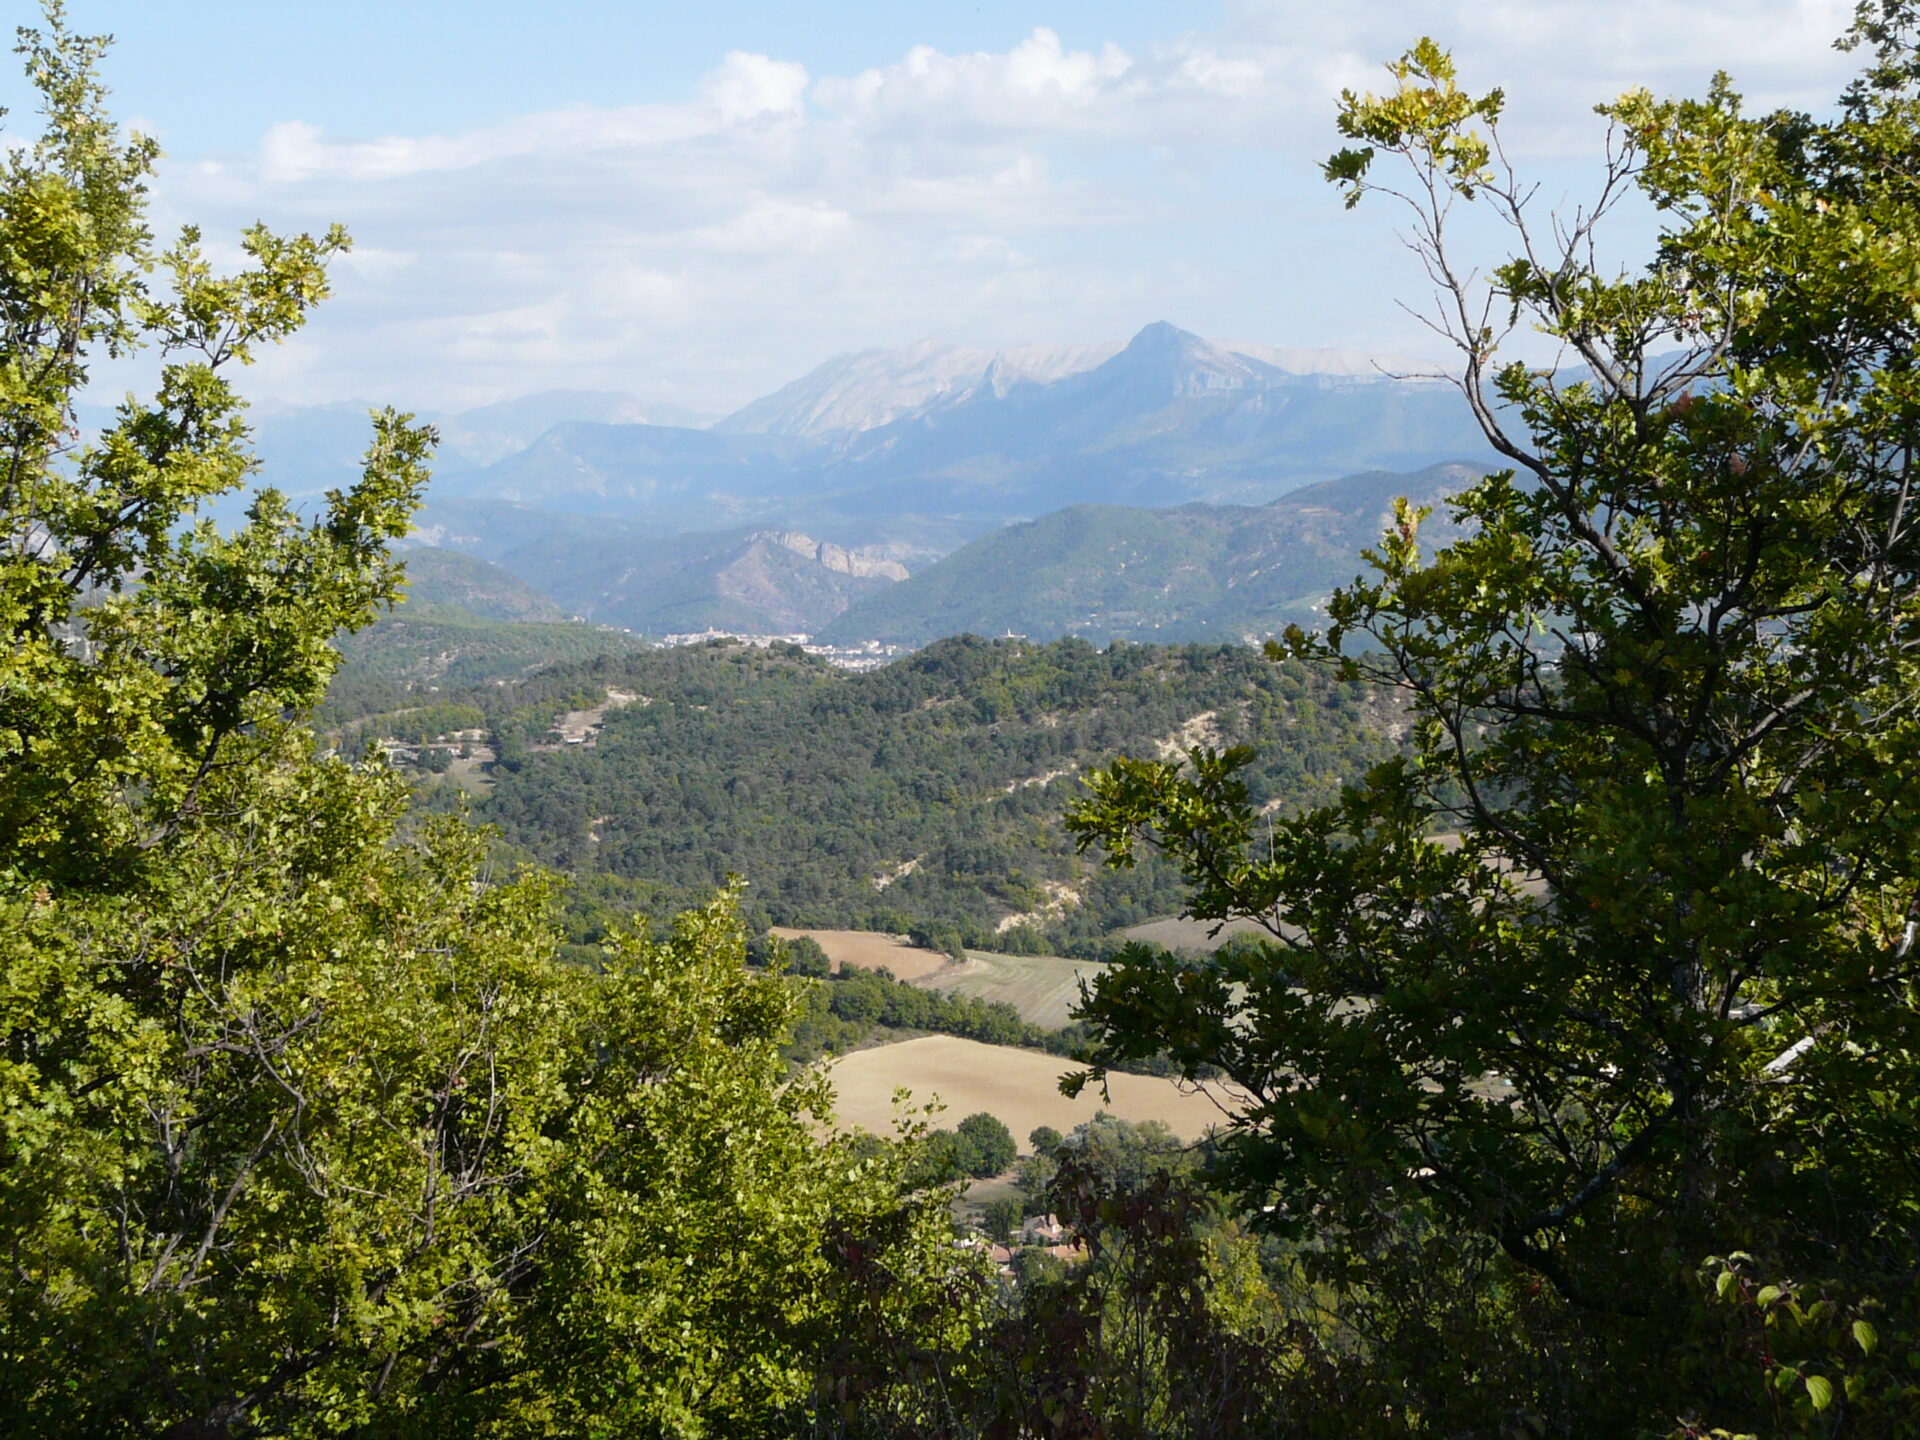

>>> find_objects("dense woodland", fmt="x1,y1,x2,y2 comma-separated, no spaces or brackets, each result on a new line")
324,633,1400,949
8,5,1920,1438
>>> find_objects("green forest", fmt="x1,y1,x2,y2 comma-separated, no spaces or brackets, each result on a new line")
6,4,1920,1438
323,632,1400,950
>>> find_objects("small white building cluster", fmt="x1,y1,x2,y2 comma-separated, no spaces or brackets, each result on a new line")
650,629,906,671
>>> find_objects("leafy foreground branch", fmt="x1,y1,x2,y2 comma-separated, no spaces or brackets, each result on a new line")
0,10,956,1436
1070,8,1920,1436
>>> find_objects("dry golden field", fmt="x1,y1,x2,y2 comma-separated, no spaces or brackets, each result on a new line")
825,1035,1239,1145
770,927,952,981
916,952,1110,1030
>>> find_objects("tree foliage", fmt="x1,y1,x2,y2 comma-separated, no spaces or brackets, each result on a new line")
0,12,942,1436
1069,9,1920,1431
337,632,1401,946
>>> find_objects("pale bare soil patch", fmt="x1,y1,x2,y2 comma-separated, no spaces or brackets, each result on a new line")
1000,764,1077,794
870,856,923,891
444,743,498,796
825,1036,1238,1144
992,880,1082,936
541,688,645,748
918,951,1109,1030
771,927,952,981
1153,709,1224,760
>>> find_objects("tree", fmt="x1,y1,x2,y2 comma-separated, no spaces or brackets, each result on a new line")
1068,10,1920,1429
0,10,936,1435
954,1111,1016,1177
978,1196,1022,1241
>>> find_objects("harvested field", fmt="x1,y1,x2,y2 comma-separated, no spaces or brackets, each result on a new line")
826,1036,1238,1145
771,927,952,981
918,951,1108,1030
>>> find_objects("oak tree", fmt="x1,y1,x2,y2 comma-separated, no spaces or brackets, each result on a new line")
0,10,935,1436
1069,8,1920,1429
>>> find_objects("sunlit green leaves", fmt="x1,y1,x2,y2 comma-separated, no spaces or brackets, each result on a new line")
1325,37,1506,208
1073,15,1920,1433
0,9,944,1435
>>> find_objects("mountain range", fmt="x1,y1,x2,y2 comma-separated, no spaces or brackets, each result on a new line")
155,320,1494,644
817,462,1482,647
424,322,1483,538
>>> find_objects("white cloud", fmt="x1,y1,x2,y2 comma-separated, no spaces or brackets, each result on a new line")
140,3,1876,416
816,28,1133,126
701,52,810,123
1221,0,1859,143
812,25,1339,147
695,197,853,253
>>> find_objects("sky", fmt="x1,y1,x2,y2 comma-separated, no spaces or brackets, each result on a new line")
7,1,1865,416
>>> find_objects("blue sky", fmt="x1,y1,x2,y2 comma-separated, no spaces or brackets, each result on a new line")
13,1,1862,415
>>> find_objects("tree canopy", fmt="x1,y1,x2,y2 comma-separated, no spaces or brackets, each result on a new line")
0,11,947,1435
1069,10,1920,1431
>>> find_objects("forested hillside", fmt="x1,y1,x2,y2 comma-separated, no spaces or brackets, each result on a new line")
326,604,644,694
341,634,1400,946
395,546,571,622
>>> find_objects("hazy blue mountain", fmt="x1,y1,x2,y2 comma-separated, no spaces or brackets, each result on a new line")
425,323,1488,540
76,389,716,533
509,526,909,635
403,498,683,569
711,330,1435,440
105,325,1493,636
401,505,919,636
431,390,716,466
430,422,826,526
812,323,1485,513
242,389,715,486
819,461,1485,646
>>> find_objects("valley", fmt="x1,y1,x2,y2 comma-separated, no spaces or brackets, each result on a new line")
307,344,1467,1180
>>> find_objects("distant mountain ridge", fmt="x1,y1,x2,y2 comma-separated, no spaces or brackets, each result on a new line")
390,458,1484,644
144,322,1476,573
426,323,1485,540
712,330,1438,441
507,526,912,635
712,337,1125,439
820,461,1484,647
171,323,1497,645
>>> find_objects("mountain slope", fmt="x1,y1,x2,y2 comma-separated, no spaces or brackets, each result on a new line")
821,461,1483,646
397,547,570,623
432,422,825,523
712,337,1125,438
444,636,1402,940
815,324,1485,511
505,526,910,635
712,328,1437,440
